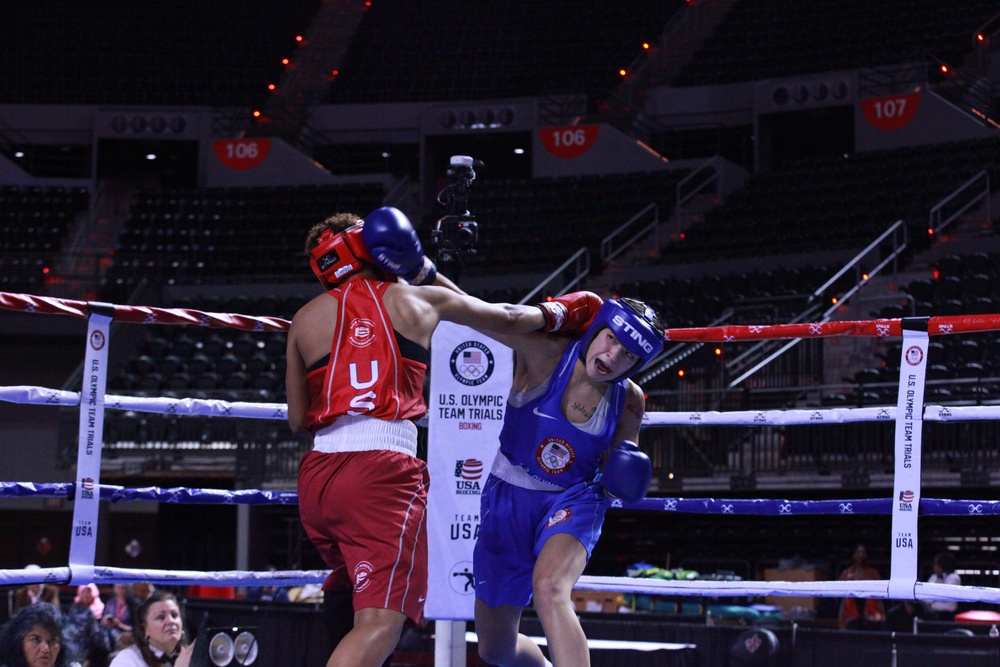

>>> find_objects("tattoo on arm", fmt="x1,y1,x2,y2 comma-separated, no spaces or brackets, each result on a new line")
625,402,643,420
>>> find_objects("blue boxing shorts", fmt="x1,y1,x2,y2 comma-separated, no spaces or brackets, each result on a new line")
473,474,607,608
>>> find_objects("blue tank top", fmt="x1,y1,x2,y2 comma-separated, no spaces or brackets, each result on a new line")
498,339,626,489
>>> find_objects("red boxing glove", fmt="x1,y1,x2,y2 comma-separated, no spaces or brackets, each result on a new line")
536,291,603,335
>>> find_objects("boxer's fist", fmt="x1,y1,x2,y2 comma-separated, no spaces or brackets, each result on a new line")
536,291,602,335
599,441,651,503
362,207,438,285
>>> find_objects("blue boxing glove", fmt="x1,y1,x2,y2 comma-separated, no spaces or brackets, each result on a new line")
598,441,651,503
361,206,438,285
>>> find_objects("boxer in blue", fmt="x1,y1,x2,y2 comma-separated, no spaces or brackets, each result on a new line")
473,295,664,667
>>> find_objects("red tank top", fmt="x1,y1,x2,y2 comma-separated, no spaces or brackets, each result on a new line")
304,278,428,430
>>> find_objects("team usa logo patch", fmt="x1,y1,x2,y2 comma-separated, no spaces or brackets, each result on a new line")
536,438,575,475
449,341,495,386
90,330,106,351
547,508,572,528
354,560,375,592
904,346,924,366
348,318,377,347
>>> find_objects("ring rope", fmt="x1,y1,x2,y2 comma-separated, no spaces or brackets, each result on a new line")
0,291,290,332
5,291,1000,339
0,385,287,420
4,292,1000,605
5,482,997,518
7,384,1000,424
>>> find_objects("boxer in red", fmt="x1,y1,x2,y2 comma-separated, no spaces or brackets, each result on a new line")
287,207,593,667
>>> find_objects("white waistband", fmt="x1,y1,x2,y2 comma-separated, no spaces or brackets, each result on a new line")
490,450,562,491
313,415,418,457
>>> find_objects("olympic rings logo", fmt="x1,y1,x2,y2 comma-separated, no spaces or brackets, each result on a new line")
449,341,495,387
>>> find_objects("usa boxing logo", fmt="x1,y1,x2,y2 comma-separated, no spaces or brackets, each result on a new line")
449,341,495,386
354,561,375,592
454,458,483,496
348,318,377,347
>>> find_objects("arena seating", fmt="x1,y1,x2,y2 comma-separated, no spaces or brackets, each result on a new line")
0,0,322,106
0,185,89,292
662,137,1000,263
455,169,693,277
327,0,686,104
673,0,998,87
100,183,385,302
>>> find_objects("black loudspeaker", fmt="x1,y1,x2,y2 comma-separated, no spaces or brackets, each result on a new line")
729,627,779,666
191,627,259,667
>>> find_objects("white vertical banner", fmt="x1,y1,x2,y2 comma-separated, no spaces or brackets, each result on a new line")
888,325,928,599
69,311,112,584
425,322,512,621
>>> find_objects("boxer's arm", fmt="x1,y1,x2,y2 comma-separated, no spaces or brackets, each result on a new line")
285,316,313,438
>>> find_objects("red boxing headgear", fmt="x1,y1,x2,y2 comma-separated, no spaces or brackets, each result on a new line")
309,223,373,289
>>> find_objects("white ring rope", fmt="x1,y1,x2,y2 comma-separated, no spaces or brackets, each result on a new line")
6,383,1000,425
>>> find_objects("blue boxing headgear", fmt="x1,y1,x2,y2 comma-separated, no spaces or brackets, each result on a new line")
580,297,665,380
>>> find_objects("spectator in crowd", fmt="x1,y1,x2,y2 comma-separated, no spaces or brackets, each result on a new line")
10,566,60,616
838,544,886,630
62,584,107,667
108,591,193,667
130,585,154,606
100,585,138,654
0,602,68,667
926,551,961,620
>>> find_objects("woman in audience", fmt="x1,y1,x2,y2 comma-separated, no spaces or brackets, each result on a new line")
10,566,61,616
838,543,886,630
100,584,138,654
108,592,193,667
0,602,68,667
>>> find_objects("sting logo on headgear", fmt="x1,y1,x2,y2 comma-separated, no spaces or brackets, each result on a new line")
580,298,665,381
309,223,373,289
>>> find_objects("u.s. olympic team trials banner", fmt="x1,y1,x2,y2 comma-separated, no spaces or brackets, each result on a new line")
424,322,513,621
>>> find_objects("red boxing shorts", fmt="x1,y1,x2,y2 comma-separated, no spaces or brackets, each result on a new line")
298,449,429,623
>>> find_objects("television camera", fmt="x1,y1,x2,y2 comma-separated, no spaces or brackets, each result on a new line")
430,155,482,266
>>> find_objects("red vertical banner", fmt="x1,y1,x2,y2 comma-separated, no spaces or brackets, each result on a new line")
539,125,600,159
860,93,920,131
213,138,271,170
